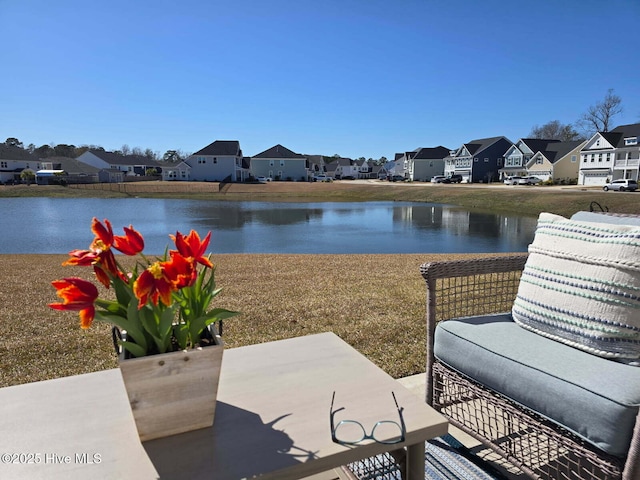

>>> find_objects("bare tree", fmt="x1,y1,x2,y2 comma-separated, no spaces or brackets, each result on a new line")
577,88,623,137
529,120,583,141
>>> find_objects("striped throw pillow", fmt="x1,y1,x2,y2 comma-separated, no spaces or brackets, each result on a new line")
512,212,640,360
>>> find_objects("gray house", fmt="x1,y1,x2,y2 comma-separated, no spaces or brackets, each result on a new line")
250,145,308,181
444,136,512,183
407,146,451,181
76,150,163,177
186,140,248,182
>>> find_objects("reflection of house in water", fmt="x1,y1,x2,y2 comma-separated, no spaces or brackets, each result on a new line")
250,207,323,226
393,205,536,245
185,203,325,230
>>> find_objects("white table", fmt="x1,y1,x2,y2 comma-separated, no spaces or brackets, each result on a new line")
0,332,447,479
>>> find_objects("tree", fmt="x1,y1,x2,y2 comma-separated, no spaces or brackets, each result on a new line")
5,137,23,148
577,88,623,137
33,144,54,158
529,120,582,141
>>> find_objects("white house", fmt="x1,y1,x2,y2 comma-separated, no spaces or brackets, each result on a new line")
250,144,308,181
162,161,192,181
185,140,248,182
76,150,163,177
407,146,450,181
579,123,640,185
0,144,40,184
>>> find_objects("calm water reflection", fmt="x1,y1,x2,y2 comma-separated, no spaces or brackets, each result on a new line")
0,198,536,254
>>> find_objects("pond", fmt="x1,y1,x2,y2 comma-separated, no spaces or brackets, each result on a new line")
0,198,537,254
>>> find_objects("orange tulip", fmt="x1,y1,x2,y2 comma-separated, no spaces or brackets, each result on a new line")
49,277,99,329
171,230,214,268
113,225,145,256
133,261,175,308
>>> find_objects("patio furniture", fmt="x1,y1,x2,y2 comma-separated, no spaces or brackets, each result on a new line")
421,211,640,480
0,332,448,480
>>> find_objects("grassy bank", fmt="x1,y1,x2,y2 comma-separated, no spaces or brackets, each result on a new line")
2,181,639,218
0,252,489,387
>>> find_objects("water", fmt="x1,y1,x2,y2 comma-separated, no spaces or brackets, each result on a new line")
0,198,537,254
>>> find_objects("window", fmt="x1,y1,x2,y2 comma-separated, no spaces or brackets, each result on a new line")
213,157,217,164
571,155,577,162
280,160,285,167
497,158,502,167
536,157,543,165
590,155,595,163
0,161,6,168
474,158,478,163
269,160,274,166
598,154,602,162
625,137,638,146
484,158,489,163
606,153,610,162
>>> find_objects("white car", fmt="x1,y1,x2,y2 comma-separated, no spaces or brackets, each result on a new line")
431,175,447,183
256,176,272,183
517,176,542,185
313,174,332,182
603,179,638,192
504,176,523,185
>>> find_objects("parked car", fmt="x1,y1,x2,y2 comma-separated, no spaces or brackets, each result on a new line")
256,176,272,183
312,174,332,182
391,175,407,182
431,175,447,183
448,174,463,183
603,179,638,192
517,176,542,185
504,176,523,185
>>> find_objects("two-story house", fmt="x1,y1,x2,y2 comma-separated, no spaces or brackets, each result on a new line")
0,144,40,184
250,144,308,181
407,146,450,182
444,136,512,183
500,139,560,181
579,123,640,185
76,150,163,177
185,140,248,182
526,140,586,183
324,157,359,180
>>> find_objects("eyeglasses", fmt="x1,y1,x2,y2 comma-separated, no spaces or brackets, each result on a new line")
330,391,406,445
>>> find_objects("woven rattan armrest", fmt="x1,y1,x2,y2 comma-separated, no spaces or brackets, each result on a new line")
420,254,528,405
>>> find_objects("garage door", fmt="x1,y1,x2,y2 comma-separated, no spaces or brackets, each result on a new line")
582,172,608,186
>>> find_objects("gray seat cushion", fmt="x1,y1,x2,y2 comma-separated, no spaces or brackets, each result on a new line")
434,314,640,457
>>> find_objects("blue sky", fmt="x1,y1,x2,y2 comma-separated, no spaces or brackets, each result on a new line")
2,0,639,160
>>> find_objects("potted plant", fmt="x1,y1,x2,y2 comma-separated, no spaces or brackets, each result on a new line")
49,218,239,441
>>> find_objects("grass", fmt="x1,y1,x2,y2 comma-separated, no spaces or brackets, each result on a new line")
1,252,495,387
1,181,639,387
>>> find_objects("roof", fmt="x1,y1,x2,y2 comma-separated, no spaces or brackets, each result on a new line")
43,156,100,174
86,149,162,167
252,144,305,159
465,136,510,155
607,123,640,148
193,140,242,156
413,146,450,160
539,140,586,164
0,145,39,161
520,138,560,154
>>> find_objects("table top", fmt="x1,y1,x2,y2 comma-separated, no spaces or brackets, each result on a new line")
0,332,447,479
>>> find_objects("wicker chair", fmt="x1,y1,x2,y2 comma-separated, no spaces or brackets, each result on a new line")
421,254,640,480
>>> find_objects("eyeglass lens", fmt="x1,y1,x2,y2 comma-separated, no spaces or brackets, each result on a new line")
334,420,403,444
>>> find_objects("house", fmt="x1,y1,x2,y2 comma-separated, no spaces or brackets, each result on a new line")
185,140,248,182
250,144,308,181
307,155,328,178
326,157,359,179
36,157,100,184
500,139,560,181
162,161,192,181
76,150,163,177
526,140,586,183
444,136,512,183
406,146,450,182
0,144,40,184
354,158,373,178
579,123,640,186
386,153,408,179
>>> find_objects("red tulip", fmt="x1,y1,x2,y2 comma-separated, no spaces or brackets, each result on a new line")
113,225,145,256
49,278,99,329
171,230,214,268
